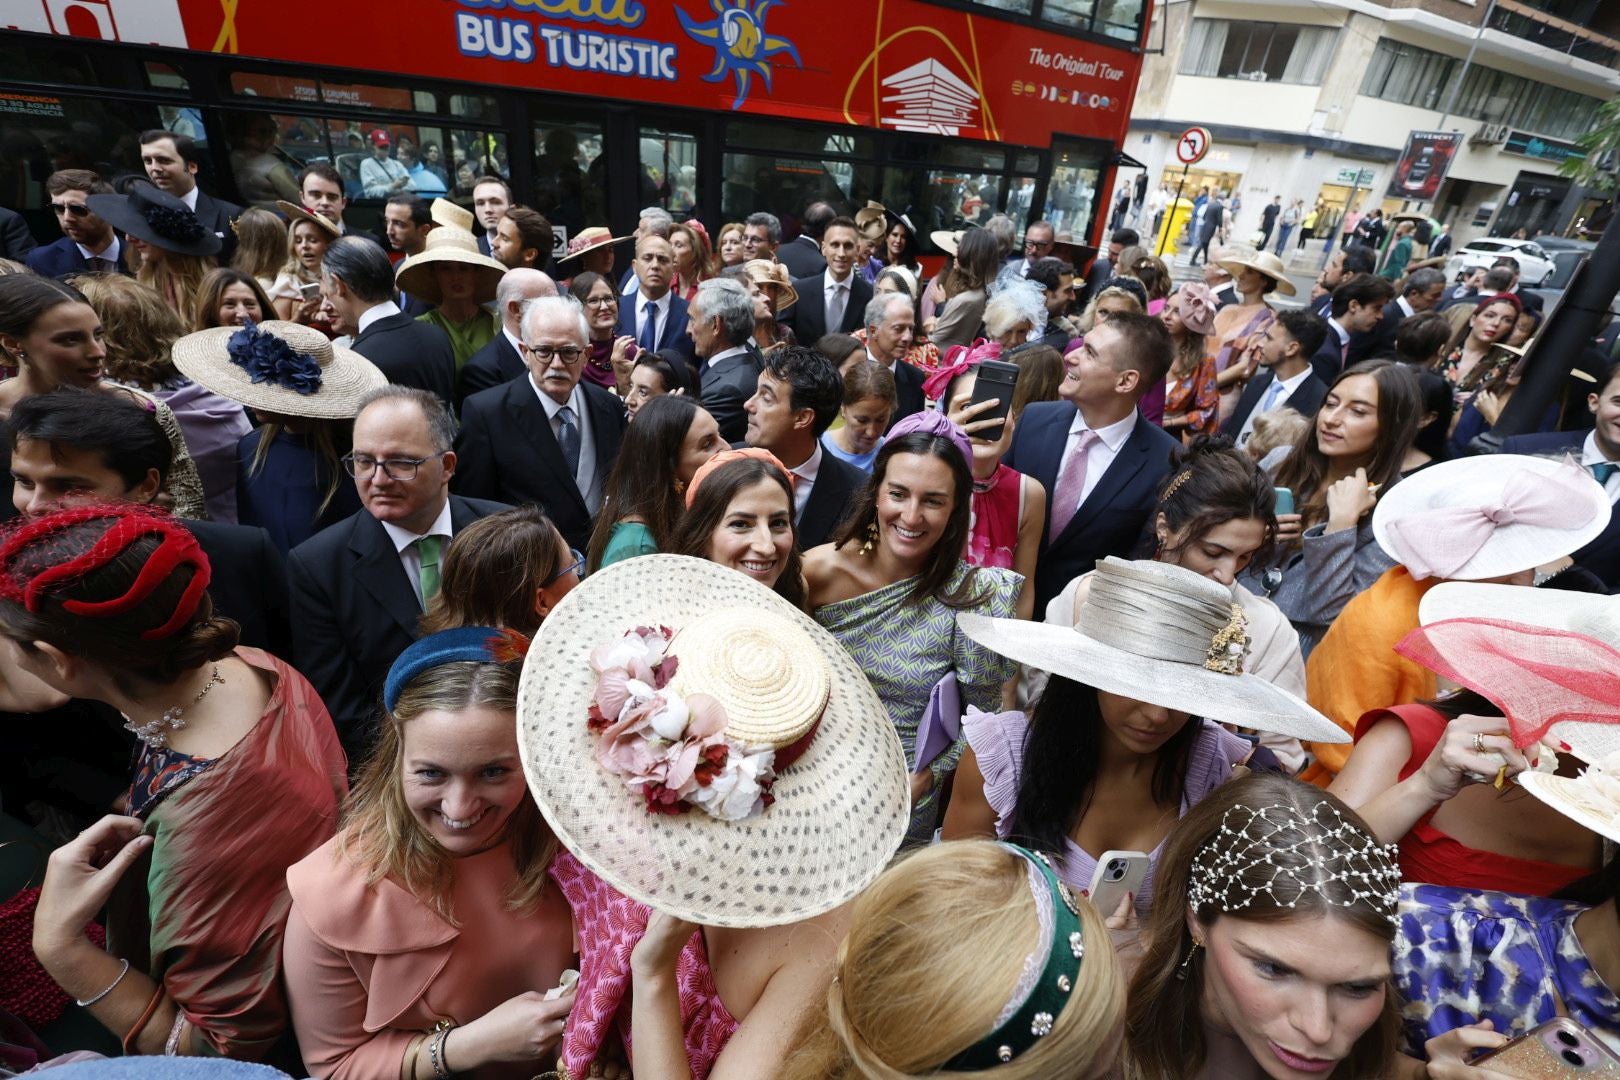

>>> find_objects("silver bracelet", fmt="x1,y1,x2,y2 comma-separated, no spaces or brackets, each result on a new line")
76,958,131,1008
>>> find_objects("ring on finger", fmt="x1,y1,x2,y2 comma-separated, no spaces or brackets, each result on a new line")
1473,732,1487,754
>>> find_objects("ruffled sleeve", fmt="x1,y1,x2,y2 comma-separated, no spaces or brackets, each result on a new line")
960,707,1029,839
929,567,1022,791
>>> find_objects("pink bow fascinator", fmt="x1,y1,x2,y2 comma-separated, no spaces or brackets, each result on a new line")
921,339,1002,403
1175,283,1219,337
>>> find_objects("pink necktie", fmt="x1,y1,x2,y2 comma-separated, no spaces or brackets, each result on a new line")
1049,430,1100,538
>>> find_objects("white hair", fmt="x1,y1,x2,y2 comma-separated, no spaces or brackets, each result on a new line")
864,291,912,331
521,294,589,344
984,279,1048,339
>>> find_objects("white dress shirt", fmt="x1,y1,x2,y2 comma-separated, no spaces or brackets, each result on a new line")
178,187,199,211
75,235,121,264
357,299,402,337
701,344,750,380
530,378,601,513
787,442,822,522
379,499,453,608
503,325,524,356
1326,318,1351,350
823,270,854,329
1394,295,1415,319
1062,408,1137,509
1238,366,1316,445
1582,430,1620,503
634,290,673,347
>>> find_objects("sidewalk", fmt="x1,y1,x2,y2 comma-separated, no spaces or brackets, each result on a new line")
1159,238,1335,310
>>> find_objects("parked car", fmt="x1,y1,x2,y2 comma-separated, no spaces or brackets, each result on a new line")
1443,237,1558,287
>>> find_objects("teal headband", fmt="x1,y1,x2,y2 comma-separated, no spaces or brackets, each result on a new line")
944,844,1086,1071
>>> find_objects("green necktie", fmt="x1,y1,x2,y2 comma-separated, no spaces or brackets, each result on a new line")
1592,461,1618,487
415,534,443,606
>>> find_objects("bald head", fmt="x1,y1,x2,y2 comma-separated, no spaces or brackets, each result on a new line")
496,268,558,332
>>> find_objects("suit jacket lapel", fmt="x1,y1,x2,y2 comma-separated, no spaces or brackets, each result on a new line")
582,385,625,473
349,514,424,636
505,379,586,515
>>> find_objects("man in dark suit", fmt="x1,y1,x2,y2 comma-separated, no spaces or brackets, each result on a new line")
26,170,128,279
1308,245,1376,319
0,207,37,263
861,293,927,425
1004,312,1179,612
1309,274,1393,385
777,201,832,279
472,176,512,259
615,235,696,369
1353,268,1446,364
1500,360,1620,587
743,344,863,549
1082,227,1138,306
1222,309,1331,448
4,388,288,655
689,277,764,444
322,237,457,408
454,295,627,552
289,387,507,756
139,129,240,261
786,217,872,343
296,162,387,252
458,268,556,404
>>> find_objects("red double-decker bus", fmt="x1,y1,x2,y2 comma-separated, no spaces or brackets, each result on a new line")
0,0,1151,254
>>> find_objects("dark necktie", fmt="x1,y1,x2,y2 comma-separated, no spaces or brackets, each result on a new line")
639,301,658,353
557,405,581,477
1593,461,1617,487
87,257,115,274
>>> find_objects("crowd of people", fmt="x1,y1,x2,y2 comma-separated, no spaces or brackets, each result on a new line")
0,127,1616,1080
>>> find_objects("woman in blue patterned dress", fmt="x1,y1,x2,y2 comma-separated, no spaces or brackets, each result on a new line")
805,413,1021,846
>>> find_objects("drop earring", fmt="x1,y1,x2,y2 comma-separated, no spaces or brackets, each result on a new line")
1175,938,1203,981
860,520,878,555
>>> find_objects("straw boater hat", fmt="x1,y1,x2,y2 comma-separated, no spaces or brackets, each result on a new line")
743,259,799,310
1216,249,1297,296
555,226,633,265
428,197,475,233
88,180,221,258
1518,731,1620,846
1372,455,1611,582
394,225,508,306
959,557,1346,744
518,555,909,928
172,320,387,419
274,200,341,239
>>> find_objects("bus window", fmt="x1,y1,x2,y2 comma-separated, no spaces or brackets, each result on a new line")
1044,142,1105,240
222,112,315,211
1004,176,1040,236
722,153,874,223
880,166,992,247
448,130,509,194
533,120,607,241
639,125,699,218
405,128,453,198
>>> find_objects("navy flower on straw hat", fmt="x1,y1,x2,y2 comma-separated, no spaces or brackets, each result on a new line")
87,180,220,258
171,319,387,420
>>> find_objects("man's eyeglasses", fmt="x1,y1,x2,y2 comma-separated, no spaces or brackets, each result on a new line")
1025,239,1053,252
341,452,442,481
523,344,586,363
51,202,91,218
546,548,586,586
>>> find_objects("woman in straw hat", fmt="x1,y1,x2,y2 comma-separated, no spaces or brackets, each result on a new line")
282,627,580,1080
395,217,506,371
567,271,637,394
0,274,206,519
1161,282,1222,441
171,319,386,552
673,449,807,608
1326,582,1615,899
9,504,346,1060
1211,250,1294,420
268,205,338,334
1239,359,1423,658
807,411,1022,845
555,227,633,281
87,180,220,320
584,394,722,571
944,556,1344,916
517,554,910,1078
778,840,1125,1079
739,259,798,356
1124,774,1403,1080
932,230,1000,351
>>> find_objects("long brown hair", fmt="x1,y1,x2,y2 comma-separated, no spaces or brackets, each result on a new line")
944,230,999,299
190,267,276,332
71,273,184,388
247,415,350,519
585,395,701,572
1125,775,1400,1080
1273,359,1420,531
229,207,289,284
421,506,569,636
671,456,807,610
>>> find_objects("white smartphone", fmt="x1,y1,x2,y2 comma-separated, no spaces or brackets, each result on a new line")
299,281,322,302
1087,850,1150,914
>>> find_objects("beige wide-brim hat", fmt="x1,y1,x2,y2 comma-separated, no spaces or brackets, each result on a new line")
172,319,387,419
1217,249,1297,296
518,555,910,928
854,201,889,242
931,230,964,256
1418,583,1620,763
275,200,341,239
1372,455,1611,582
1518,752,1620,845
958,558,1346,744
555,227,633,265
394,226,508,305
429,197,475,233
743,258,799,310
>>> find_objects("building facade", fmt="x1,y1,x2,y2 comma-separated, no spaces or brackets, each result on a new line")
1124,0,1620,251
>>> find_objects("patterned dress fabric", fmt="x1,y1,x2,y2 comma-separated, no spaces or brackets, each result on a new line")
814,564,1022,844
1394,884,1620,1058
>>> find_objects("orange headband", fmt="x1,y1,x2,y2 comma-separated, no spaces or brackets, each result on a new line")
685,448,794,508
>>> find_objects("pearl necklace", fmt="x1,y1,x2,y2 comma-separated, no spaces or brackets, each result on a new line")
125,664,224,750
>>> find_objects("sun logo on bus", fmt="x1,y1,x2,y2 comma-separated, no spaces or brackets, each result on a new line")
677,0,802,110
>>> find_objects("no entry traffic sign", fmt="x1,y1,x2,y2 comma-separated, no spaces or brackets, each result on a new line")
1176,126,1212,165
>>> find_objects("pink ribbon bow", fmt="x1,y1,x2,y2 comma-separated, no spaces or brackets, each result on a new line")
1176,282,1219,337
921,339,1002,402
1387,465,1599,580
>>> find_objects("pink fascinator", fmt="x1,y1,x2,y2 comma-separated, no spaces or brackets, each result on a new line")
1175,283,1218,337
921,339,1002,402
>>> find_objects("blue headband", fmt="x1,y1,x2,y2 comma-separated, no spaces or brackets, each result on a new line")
383,626,512,711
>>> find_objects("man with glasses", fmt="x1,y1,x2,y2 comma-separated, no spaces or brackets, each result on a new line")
287,386,508,760
25,170,128,280
1015,219,1055,276
742,212,781,262
453,295,626,551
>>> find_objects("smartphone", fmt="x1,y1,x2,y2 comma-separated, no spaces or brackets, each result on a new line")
1273,487,1295,515
1470,1018,1620,1078
966,359,1020,442
299,281,322,302
1086,850,1150,915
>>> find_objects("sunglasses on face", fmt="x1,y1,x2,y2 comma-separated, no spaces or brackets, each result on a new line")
52,202,91,217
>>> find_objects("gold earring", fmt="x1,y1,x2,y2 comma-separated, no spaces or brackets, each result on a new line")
1176,938,1203,981
860,520,878,555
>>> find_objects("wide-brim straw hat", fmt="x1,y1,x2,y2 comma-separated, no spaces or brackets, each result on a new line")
1518,752,1620,845
743,259,799,310
855,201,916,244
429,197,475,233
1217,249,1296,296
959,557,1346,744
931,230,964,256
556,226,633,265
518,554,910,928
274,200,341,239
88,180,220,258
1372,455,1611,581
394,226,507,305
172,319,387,419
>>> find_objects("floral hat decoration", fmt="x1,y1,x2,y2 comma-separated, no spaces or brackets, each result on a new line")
88,180,220,258
518,554,909,928
171,319,387,420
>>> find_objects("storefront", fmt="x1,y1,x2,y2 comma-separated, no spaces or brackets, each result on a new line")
1494,171,1572,238
1310,166,1377,238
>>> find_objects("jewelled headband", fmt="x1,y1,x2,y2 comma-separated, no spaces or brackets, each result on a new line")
945,845,1085,1071
1186,802,1402,929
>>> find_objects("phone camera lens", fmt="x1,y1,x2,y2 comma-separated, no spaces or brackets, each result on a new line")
1561,1049,1584,1067
1556,1030,1580,1048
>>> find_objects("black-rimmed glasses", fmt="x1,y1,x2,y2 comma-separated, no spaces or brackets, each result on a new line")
522,344,586,363
341,452,441,481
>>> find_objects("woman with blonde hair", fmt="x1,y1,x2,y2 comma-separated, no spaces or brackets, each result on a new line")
268,207,338,334
982,282,1045,351
669,219,714,301
420,505,581,638
716,221,748,268
780,840,1125,1079
87,180,219,319
228,207,289,295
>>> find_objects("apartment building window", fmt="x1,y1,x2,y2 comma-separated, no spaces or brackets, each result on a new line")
1359,39,1456,110
1178,19,1339,85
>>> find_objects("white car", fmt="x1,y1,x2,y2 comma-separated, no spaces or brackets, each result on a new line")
1444,237,1558,288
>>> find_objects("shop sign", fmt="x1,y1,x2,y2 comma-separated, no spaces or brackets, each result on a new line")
1503,131,1584,165
1332,167,1375,185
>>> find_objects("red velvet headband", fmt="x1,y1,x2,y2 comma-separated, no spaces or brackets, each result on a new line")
0,505,212,641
